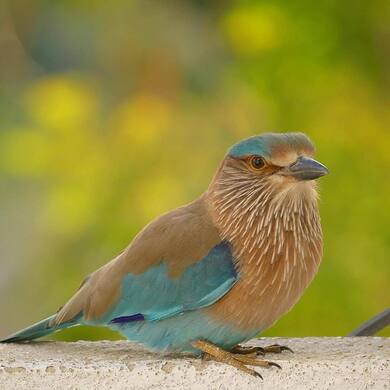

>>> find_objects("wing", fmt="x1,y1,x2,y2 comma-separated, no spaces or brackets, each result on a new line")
100,240,237,324
53,197,238,326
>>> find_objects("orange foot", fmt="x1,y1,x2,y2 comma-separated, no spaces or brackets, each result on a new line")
192,340,281,378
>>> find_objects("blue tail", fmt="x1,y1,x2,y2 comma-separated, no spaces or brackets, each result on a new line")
0,315,75,342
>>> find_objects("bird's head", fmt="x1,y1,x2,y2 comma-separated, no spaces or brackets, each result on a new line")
207,133,327,323
227,132,328,182
208,132,328,214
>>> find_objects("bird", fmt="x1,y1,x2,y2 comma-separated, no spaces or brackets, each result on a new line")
1,132,328,377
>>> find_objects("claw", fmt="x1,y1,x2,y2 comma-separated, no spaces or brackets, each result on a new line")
253,371,263,379
269,361,282,369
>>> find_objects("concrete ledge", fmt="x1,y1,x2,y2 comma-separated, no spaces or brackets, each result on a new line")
0,337,389,389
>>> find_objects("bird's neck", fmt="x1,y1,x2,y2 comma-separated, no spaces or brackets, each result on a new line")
204,177,323,330
208,174,322,256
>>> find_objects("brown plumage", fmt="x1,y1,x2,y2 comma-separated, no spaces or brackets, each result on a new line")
3,132,328,379
54,133,326,333
54,197,221,324
205,153,322,331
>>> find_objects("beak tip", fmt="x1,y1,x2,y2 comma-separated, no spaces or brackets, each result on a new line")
322,165,330,176
320,166,329,177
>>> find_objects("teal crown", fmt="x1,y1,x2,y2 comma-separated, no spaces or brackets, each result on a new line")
228,132,314,158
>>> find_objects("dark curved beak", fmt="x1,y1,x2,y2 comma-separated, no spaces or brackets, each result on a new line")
285,156,329,181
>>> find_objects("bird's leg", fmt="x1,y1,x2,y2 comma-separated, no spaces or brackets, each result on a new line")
231,343,293,356
193,340,281,378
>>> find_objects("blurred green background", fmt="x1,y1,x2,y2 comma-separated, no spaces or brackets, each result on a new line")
0,0,389,341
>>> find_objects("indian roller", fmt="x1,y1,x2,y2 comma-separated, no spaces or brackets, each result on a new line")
1,132,329,377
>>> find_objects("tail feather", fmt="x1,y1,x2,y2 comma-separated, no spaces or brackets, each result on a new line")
0,315,75,343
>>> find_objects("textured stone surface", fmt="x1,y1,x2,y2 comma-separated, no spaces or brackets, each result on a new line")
0,337,389,389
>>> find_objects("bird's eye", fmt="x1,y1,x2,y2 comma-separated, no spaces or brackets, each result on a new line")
250,156,265,170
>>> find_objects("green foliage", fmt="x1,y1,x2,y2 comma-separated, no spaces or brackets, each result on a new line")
0,0,389,339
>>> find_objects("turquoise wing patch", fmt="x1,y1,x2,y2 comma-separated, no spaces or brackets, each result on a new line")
94,241,238,325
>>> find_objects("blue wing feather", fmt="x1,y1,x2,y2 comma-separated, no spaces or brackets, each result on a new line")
92,241,238,325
